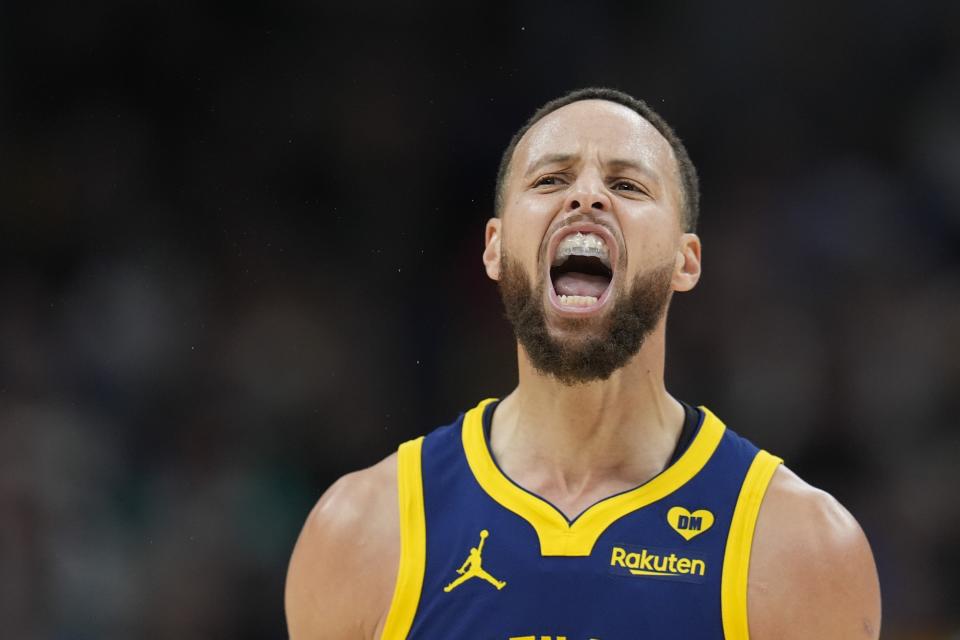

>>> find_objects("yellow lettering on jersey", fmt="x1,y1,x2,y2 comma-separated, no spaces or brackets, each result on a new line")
509,636,599,640
610,546,706,577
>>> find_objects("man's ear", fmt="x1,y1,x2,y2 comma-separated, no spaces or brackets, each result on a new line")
672,233,701,292
482,218,502,281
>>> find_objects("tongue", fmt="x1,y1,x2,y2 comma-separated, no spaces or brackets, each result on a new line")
553,272,610,298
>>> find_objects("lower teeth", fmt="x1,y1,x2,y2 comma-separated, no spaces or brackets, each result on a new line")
559,294,598,307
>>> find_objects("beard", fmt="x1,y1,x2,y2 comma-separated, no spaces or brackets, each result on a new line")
498,253,674,385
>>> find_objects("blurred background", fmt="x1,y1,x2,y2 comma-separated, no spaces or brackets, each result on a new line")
1,1,958,638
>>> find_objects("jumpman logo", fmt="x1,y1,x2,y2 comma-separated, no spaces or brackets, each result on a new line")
443,529,507,593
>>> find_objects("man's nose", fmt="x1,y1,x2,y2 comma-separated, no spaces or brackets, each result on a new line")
563,174,611,213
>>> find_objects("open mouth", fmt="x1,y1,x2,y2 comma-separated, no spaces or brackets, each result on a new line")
549,230,614,309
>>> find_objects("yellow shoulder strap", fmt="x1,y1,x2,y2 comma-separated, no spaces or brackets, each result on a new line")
380,437,426,640
721,450,783,640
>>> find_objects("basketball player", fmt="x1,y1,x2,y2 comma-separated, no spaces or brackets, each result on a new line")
285,88,881,639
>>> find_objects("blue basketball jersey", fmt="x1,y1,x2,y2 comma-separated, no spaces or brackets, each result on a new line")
380,398,783,640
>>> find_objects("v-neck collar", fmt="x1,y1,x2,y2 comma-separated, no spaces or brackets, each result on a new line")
460,398,726,556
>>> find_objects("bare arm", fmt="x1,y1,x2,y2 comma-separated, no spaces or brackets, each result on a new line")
748,466,882,639
285,454,399,640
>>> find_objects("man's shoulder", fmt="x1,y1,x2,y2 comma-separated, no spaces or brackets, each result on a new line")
748,464,881,639
285,453,400,640
306,452,399,537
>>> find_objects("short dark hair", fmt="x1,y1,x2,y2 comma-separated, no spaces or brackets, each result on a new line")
494,87,700,232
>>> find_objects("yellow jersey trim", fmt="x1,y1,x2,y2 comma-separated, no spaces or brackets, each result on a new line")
461,398,727,556
380,437,426,640
720,449,783,640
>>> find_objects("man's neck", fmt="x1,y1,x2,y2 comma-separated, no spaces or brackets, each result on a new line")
489,330,685,520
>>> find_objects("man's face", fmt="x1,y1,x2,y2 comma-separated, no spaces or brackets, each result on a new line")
484,99,698,384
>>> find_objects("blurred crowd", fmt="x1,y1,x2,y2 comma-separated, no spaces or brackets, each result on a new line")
1,1,958,638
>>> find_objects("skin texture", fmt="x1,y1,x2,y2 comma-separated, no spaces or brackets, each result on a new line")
285,454,399,639
285,100,881,639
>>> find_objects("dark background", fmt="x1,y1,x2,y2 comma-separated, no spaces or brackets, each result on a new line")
2,1,959,638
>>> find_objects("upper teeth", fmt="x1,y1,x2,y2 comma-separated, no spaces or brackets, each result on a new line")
553,232,610,266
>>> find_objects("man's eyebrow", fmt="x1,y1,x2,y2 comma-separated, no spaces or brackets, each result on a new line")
524,153,577,177
523,154,660,184
606,158,660,183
